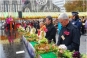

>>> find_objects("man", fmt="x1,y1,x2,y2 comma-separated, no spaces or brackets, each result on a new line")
45,16,56,43
57,13,80,51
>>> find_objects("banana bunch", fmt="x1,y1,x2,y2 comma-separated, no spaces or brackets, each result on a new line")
39,31,46,39
30,27,36,34
18,26,25,32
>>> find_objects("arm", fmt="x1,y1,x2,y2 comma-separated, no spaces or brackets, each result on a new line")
47,27,56,40
75,20,82,29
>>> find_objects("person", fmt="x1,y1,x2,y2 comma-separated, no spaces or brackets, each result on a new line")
39,22,47,31
22,21,27,29
6,16,13,30
37,22,47,36
81,16,86,35
57,21,62,34
6,16,14,44
85,19,87,29
54,19,58,30
71,12,82,35
35,21,40,34
85,19,87,35
57,13,80,51
45,16,56,43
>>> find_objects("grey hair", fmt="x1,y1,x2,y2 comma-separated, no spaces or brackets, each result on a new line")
58,13,69,20
39,21,44,25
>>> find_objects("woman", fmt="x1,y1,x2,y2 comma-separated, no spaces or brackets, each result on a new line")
81,16,86,35
45,16,56,43
71,12,82,35
6,16,13,30
6,16,14,44
39,22,47,31
38,22,47,36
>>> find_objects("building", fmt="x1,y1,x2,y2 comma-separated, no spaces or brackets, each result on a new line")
23,0,60,12
52,0,66,12
0,0,22,12
0,0,60,12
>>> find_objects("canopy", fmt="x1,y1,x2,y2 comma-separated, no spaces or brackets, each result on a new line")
0,12,87,19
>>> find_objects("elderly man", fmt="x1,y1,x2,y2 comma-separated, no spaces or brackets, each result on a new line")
57,13,80,51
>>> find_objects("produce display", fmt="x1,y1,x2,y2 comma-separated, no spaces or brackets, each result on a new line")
18,26,87,58
17,26,27,35
26,34,38,42
24,32,30,37
35,43,50,54
38,38,48,44
18,26,25,32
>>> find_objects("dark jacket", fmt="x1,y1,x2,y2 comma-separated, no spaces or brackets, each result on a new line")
71,19,82,31
57,22,80,51
45,23,56,43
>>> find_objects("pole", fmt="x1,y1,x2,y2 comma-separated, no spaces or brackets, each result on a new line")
83,0,84,12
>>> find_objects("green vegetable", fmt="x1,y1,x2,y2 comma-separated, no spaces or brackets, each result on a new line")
39,38,48,44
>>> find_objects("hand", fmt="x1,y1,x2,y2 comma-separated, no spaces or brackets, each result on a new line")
58,44,67,53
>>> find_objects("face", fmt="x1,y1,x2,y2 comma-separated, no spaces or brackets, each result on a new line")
59,19,68,27
72,15,75,19
39,23,44,28
45,18,51,25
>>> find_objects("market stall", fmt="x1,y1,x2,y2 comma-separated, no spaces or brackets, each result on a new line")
17,26,87,58
0,12,87,20
22,35,57,58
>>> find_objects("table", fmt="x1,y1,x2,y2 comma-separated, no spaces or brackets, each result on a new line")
22,36,57,58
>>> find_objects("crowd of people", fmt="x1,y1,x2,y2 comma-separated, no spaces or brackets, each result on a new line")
5,12,87,51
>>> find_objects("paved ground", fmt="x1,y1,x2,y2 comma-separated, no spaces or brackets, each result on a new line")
0,42,30,58
79,35,87,54
0,21,30,58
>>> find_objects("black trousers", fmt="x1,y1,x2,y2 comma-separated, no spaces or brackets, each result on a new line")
81,25,85,34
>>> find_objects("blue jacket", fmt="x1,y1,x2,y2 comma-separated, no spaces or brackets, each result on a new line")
71,19,82,31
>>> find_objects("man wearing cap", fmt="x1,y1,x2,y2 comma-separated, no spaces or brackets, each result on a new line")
57,13,80,51
45,16,56,43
